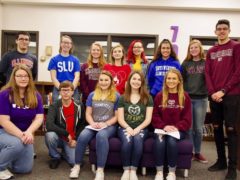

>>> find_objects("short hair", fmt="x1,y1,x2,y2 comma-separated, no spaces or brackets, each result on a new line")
216,19,230,29
59,81,74,91
16,31,31,40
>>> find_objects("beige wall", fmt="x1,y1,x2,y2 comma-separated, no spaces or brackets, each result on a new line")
0,1,240,81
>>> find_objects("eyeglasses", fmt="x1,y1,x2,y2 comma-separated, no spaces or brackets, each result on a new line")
15,75,29,79
18,38,30,42
60,89,73,93
216,27,229,31
133,46,143,49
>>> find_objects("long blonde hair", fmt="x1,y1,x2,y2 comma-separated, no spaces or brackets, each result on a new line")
162,69,185,109
109,44,125,65
87,42,106,68
1,64,38,108
93,70,117,102
184,39,205,61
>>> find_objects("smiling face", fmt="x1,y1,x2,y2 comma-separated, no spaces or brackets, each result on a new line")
130,73,142,91
189,42,201,59
215,24,230,43
98,74,112,91
132,42,143,56
161,42,171,59
15,69,30,88
91,44,101,59
60,36,73,54
16,34,30,52
165,72,180,93
112,46,124,61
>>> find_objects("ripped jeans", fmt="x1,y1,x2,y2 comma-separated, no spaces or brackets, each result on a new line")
209,95,240,169
118,127,148,169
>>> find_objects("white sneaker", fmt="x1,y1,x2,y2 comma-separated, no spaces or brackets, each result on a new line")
154,171,163,180
0,169,14,180
166,172,176,180
69,165,80,179
130,170,138,180
121,170,130,180
94,170,104,180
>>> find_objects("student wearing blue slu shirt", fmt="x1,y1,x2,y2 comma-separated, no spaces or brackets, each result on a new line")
48,35,80,103
147,39,181,99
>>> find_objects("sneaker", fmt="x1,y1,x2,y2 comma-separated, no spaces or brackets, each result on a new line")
154,171,163,180
194,153,208,163
166,172,176,180
0,169,14,180
208,159,227,172
49,159,61,169
225,169,237,180
130,170,138,180
121,170,130,180
69,165,80,179
94,170,104,180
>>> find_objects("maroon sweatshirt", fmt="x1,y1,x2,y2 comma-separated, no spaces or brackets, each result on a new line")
205,40,240,95
152,92,192,131
80,63,102,103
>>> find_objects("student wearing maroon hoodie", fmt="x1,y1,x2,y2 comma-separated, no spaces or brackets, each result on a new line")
152,69,191,180
205,19,240,180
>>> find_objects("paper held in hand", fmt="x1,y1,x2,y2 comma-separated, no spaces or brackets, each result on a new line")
154,129,180,139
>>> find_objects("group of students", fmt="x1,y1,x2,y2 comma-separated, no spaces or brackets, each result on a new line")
0,18,239,180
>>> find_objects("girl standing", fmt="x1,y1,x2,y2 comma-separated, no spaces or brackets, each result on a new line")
181,39,208,163
147,39,181,98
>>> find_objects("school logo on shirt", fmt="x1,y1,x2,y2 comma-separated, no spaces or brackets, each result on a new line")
128,105,141,116
57,61,74,72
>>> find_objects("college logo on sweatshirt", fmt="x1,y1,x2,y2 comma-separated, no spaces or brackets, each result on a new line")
210,49,233,62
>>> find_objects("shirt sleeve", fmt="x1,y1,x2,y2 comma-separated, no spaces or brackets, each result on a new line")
118,96,124,108
74,56,81,72
0,90,11,115
48,57,56,71
113,93,120,110
86,92,94,107
147,96,154,107
36,93,44,114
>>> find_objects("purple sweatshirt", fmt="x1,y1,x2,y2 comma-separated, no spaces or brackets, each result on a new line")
152,92,192,131
205,40,240,95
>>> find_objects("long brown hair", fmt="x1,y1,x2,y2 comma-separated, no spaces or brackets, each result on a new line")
87,42,106,68
123,71,150,105
184,39,205,61
109,44,125,65
153,39,178,61
162,69,185,109
93,70,117,102
1,64,38,108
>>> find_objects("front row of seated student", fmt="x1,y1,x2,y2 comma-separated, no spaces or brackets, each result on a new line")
117,71,153,180
45,81,85,169
0,64,44,180
70,70,119,180
152,69,192,180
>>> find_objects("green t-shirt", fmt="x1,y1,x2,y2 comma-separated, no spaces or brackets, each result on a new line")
118,96,153,129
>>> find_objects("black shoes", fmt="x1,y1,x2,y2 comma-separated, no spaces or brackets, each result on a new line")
225,169,237,180
49,159,61,169
208,159,227,171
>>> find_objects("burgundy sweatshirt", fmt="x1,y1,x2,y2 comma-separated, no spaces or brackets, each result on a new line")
205,40,240,95
151,92,192,131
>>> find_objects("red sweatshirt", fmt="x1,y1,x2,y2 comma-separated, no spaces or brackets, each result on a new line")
103,64,131,94
152,92,192,131
205,40,240,95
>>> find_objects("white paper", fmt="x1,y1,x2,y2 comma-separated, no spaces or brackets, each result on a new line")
154,129,180,139
85,125,107,131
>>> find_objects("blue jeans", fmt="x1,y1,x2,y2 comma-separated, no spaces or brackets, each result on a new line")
154,132,185,168
52,86,80,104
75,125,117,167
0,129,33,173
189,98,207,154
45,132,75,165
118,127,148,169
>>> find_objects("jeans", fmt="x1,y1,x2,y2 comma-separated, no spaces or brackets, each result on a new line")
118,127,148,169
154,132,185,168
189,98,207,154
45,132,75,165
75,125,117,167
52,86,80,104
0,129,33,173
